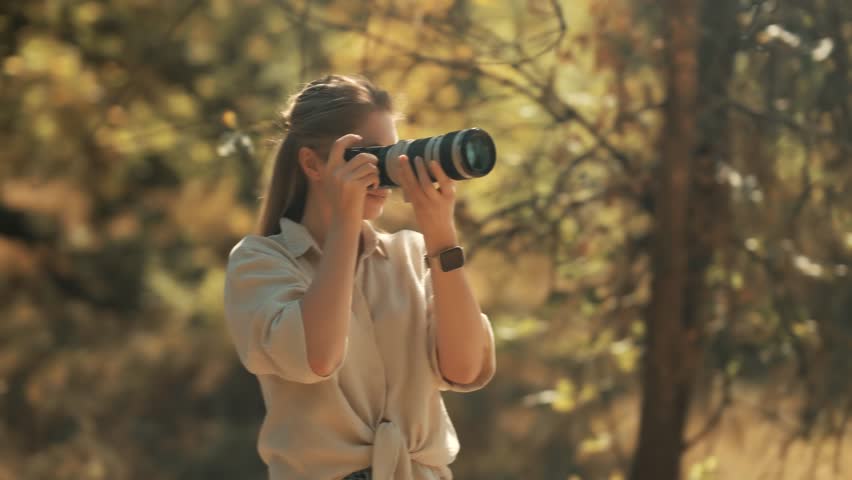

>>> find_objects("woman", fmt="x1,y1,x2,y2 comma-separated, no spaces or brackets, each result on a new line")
223,74,496,480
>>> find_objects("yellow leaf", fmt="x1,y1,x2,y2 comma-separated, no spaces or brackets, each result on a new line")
552,378,576,412
3,56,24,76
75,2,103,25
222,110,238,129
578,432,611,456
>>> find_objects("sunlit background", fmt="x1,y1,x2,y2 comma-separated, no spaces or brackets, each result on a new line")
1,0,851,479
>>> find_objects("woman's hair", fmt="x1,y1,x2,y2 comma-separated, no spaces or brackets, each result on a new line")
256,74,395,236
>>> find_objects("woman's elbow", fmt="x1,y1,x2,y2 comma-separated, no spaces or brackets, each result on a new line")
306,343,346,378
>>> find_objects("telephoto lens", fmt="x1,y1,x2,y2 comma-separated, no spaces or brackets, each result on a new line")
343,128,496,189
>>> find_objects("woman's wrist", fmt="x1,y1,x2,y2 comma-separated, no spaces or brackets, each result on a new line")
423,224,459,257
330,212,363,234
325,214,363,254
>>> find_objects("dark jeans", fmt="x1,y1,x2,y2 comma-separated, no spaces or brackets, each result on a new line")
342,467,372,480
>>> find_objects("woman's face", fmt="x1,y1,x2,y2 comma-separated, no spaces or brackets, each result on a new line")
350,110,398,220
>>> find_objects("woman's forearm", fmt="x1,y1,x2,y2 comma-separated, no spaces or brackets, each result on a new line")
424,227,489,385
300,218,361,377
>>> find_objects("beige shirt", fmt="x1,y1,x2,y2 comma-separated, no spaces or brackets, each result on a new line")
223,217,496,480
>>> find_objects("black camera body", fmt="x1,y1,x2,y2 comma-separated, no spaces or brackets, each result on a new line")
343,128,496,188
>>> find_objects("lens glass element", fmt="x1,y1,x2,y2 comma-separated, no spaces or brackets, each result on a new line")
462,129,495,175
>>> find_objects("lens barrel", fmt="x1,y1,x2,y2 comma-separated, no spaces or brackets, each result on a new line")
343,128,496,188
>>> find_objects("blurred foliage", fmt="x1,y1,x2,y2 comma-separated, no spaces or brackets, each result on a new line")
1,0,851,479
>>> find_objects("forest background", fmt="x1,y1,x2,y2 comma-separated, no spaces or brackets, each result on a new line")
1,0,851,479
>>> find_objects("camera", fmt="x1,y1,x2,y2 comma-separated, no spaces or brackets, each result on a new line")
343,128,496,188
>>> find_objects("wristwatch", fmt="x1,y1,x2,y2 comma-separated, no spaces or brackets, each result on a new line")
424,246,465,272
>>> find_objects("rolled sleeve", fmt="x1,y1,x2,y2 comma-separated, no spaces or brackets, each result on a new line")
223,238,347,384
423,265,497,393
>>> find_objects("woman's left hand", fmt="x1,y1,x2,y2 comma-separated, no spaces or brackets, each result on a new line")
397,154,457,241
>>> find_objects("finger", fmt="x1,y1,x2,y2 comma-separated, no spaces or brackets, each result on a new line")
400,154,427,203
355,172,381,190
341,153,378,175
394,155,414,203
428,159,456,197
414,156,439,199
327,134,363,171
394,154,409,185
345,162,380,184
344,170,379,191
396,155,419,198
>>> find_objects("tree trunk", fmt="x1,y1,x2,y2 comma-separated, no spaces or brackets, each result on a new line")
630,0,738,478
629,0,698,478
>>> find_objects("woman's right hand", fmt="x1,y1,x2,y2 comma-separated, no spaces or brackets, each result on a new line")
324,134,380,226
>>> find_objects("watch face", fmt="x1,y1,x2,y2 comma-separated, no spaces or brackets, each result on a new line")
440,246,465,271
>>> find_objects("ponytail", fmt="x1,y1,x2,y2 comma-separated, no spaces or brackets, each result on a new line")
256,134,305,235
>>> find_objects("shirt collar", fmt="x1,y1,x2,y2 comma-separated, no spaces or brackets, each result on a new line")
278,217,388,259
